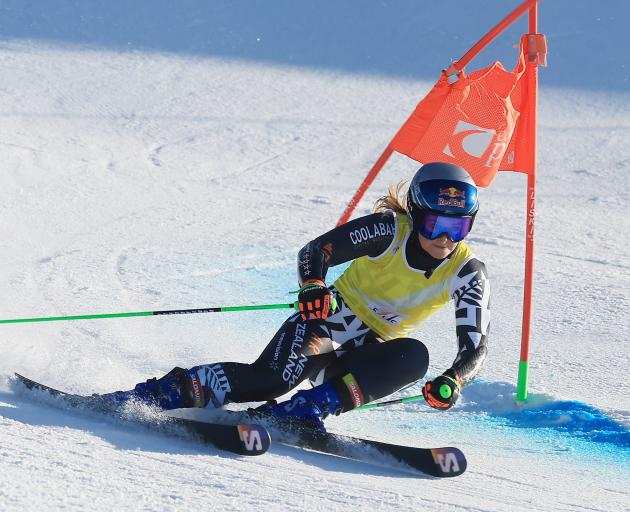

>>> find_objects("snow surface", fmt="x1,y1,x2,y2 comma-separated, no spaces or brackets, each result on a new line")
0,1,629,510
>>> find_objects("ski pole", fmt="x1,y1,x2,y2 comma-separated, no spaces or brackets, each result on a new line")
354,379,425,411
354,393,425,411
0,302,297,324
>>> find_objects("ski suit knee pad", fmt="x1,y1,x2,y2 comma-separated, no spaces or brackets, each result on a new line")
389,337,430,382
322,337,430,407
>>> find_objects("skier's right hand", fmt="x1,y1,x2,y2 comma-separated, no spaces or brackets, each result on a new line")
297,279,334,320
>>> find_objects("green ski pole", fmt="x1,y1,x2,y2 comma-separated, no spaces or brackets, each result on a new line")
354,393,425,411
0,302,297,324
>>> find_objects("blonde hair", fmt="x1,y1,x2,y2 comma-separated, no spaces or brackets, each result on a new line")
373,181,408,214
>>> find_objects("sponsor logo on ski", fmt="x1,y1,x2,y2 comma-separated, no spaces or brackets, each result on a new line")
431,449,461,474
342,373,364,407
238,425,264,452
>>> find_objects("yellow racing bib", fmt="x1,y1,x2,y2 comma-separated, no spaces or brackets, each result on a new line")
334,213,473,339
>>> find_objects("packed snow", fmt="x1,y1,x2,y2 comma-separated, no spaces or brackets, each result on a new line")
0,1,628,511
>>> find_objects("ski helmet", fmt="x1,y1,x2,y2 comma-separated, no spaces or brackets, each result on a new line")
406,162,479,242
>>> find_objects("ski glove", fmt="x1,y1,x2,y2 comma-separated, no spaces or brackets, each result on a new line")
422,372,462,410
297,279,334,321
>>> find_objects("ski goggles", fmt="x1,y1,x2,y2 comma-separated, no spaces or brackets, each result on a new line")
415,212,475,242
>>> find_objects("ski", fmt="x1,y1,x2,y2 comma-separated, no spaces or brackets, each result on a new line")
216,409,467,477
13,373,270,456
275,424,467,478
13,373,466,475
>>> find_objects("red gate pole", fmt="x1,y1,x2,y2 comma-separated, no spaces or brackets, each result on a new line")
336,147,394,226
516,3,541,403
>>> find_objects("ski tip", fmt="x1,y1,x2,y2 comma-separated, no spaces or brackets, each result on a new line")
13,373,43,390
429,447,467,477
236,424,272,456
13,373,33,388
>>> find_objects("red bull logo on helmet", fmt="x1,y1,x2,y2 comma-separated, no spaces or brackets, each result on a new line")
438,187,466,208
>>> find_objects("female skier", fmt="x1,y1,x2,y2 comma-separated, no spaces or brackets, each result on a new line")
102,162,490,430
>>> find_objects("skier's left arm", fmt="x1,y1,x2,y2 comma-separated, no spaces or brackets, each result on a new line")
422,257,490,409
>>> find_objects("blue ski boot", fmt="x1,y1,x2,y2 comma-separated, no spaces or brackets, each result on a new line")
99,367,208,410
257,383,343,432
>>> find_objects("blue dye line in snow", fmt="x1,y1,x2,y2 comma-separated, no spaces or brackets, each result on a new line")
498,400,630,449
458,380,630,450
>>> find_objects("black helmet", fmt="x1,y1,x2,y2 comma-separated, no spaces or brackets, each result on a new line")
406,162,479,242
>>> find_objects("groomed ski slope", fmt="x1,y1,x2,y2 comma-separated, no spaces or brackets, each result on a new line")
1,2,629,511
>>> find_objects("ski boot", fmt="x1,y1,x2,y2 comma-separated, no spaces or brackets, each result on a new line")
98,367,206,410
256,382,343,432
